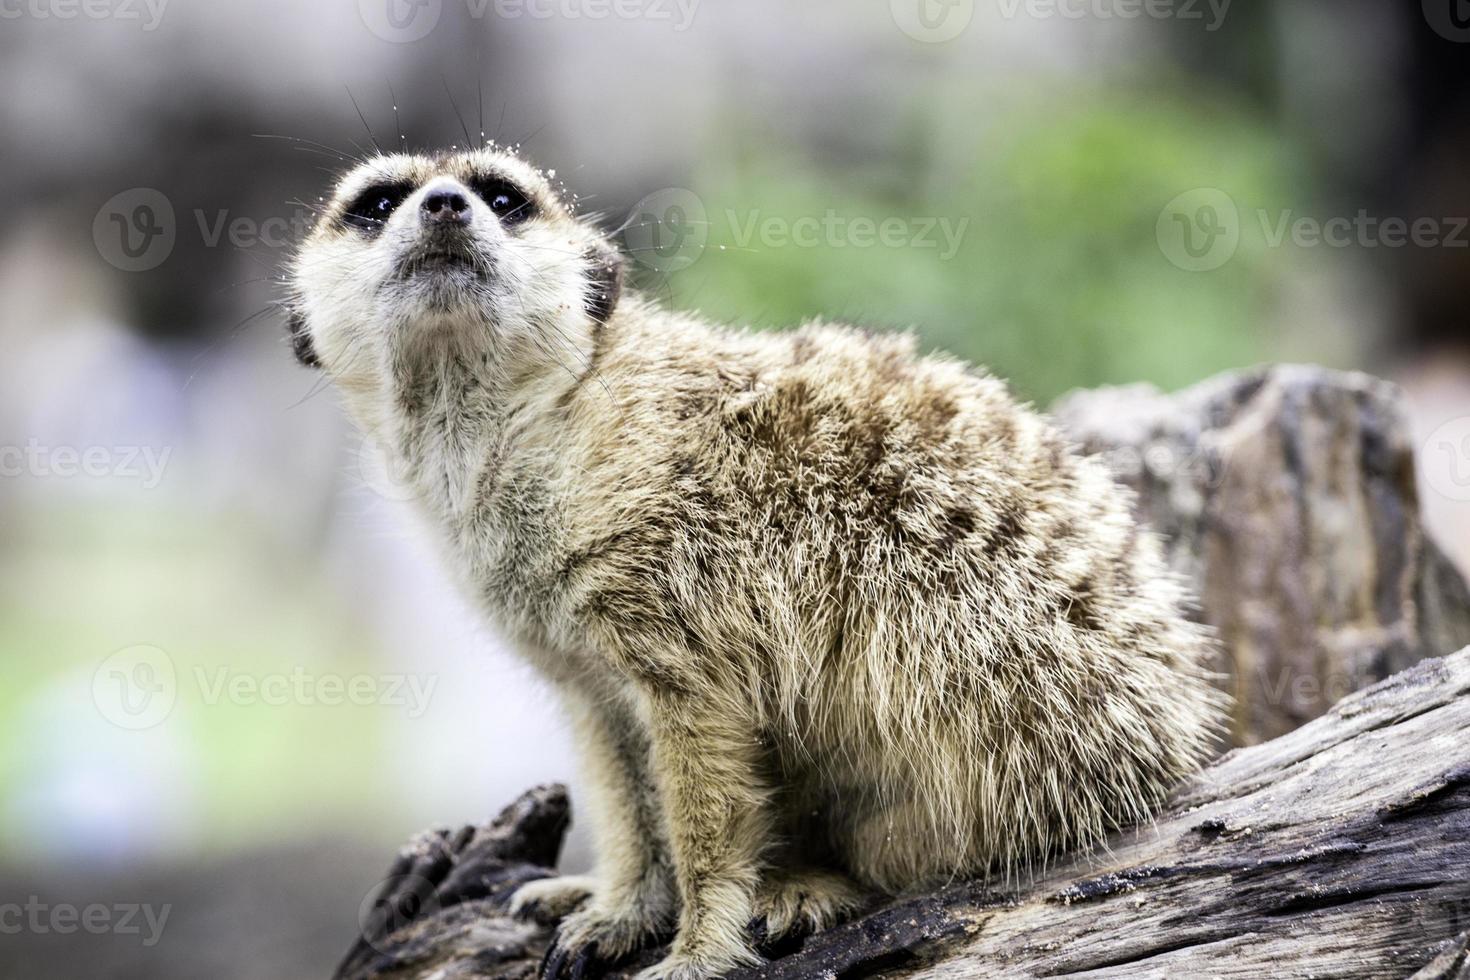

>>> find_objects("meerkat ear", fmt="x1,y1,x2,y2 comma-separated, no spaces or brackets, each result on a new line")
287,307,321,368
583,240,624,326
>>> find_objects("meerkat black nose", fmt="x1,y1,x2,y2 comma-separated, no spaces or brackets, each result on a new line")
421,189,472,226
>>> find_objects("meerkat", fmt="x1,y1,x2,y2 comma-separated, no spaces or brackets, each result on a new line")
286,147,1224,980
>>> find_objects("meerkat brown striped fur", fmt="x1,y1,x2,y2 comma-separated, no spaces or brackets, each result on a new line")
287,147,1224,980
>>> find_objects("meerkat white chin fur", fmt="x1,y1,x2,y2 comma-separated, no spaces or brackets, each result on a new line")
288,147,1224,980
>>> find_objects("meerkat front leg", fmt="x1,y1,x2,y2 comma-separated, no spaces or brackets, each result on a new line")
632,691,773,980
516,686,676,975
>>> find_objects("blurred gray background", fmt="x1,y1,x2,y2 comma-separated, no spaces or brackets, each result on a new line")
1,0,1469,976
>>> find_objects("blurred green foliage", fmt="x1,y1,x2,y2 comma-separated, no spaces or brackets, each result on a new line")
661,90,1300,404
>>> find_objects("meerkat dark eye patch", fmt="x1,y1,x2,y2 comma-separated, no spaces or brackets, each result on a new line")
583,241,624,325
287,309,320,368
468,175,537,227
341,181,415,235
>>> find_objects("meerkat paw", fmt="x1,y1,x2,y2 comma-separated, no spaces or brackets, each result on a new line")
540,899,674,979
748,867,869,944
510,874,599,924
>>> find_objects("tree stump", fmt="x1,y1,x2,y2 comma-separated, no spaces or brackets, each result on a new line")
1051,365,1470,743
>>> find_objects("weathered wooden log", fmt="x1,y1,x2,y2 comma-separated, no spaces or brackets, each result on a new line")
1051,365,1470,744
335,646,1470,979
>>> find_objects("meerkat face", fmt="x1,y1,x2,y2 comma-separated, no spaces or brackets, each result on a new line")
287,148,622,394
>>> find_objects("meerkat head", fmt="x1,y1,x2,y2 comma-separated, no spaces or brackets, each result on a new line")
286,148,623,397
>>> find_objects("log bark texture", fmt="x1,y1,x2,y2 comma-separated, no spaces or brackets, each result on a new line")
337,647,1470,979
1051,365,1470,744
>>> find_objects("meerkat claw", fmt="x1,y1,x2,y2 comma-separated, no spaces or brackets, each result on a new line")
540,928,605,980
539,934,568,980
570,947,601,980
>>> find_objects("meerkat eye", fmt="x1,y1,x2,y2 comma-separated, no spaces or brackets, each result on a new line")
469,177,536,227
341,182,414,234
